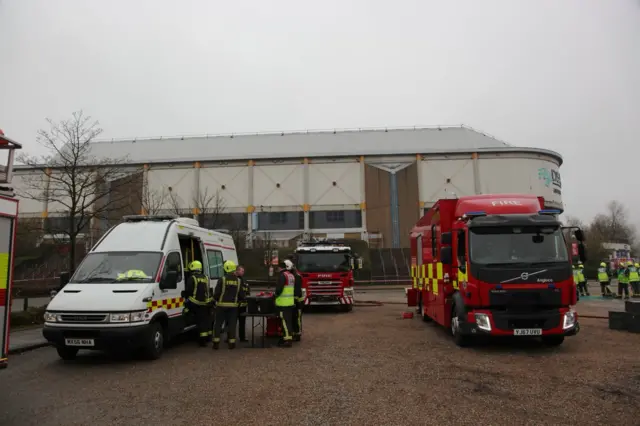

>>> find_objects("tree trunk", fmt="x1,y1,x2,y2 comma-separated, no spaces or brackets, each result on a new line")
69,215,77,274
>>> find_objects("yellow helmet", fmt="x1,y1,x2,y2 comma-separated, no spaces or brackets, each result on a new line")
628,261,634,266
578,263,584,268
223,260,237,273
600,262,606,267
635,263,639,268
189,260,203,272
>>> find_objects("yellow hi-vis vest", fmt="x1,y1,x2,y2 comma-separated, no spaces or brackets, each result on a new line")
629,266,640,282
577,269,586,283
276,272,295,307
597,267,609,283
116,270,149,280
572,268,580,284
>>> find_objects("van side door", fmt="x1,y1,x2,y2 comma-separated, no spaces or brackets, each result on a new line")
205,247,225,295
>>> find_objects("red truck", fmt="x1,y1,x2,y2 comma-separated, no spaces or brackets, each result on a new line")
407,194,585,347
292,240,362,312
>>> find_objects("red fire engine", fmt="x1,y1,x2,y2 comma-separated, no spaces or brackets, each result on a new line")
407,194,585,347
292,240,362,311
0,130,20,369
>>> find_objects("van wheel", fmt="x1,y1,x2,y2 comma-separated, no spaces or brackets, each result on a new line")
56,346,79,361
421,304,432,322
541,335,565,347
143,322,165,360
450,306,472,347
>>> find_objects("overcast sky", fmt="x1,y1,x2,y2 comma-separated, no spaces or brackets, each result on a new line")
1,0,639,225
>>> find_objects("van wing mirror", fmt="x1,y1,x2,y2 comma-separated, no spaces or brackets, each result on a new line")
578,242,587,263
160,270,179,290
440,247,452,265
59,272,70,289
441,232,452,245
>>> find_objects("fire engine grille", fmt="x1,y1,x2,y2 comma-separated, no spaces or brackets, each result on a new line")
308,281,342,296
59,314,109,323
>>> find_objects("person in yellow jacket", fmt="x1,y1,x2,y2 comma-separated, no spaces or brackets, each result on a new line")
626,261,639,298
274,262,295,348
596,262,614,297
576,264,589,296
212,261,246,350
616,262,630,300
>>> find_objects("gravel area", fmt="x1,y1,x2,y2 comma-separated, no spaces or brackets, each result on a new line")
2,299,639,426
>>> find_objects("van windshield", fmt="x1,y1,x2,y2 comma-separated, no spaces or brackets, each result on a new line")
72,252,164,283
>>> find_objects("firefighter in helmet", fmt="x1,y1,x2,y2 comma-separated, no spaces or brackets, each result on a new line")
597,262,613,297
629,262,640,297
185,260,213,346
576,263,589,296
212,260,246,350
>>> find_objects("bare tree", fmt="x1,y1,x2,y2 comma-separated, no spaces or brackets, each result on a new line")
193,187,226,228
137,185,167,216
562,215,584,228
16,111,137,273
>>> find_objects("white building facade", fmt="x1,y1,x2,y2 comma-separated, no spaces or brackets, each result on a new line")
13,126,564,248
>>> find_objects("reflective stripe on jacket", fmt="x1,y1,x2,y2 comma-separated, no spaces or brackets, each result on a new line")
629,266,639,282
214,274,244,308
239,277,250,307
188,273,211,306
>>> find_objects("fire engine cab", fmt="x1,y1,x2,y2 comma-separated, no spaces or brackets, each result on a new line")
292,239,362,311
407,194,585,347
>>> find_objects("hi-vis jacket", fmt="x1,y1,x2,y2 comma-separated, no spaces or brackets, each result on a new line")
275,270,295,307
238,277,251,307
187,272,212,306
213,273,246,308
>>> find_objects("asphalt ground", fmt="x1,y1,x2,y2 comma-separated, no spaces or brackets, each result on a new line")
2,290,639,425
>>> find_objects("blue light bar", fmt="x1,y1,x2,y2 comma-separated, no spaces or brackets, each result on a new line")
539,209,561,215
464,211,487,217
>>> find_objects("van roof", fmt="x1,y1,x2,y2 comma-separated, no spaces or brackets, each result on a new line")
92,220,234,253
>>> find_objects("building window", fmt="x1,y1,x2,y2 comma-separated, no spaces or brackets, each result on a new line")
326,211,344,223
200,213,247,230
44,215,90,235
257,211,304,231
310,210,362,229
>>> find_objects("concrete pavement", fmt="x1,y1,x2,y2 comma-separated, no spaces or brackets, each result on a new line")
8,326,50,354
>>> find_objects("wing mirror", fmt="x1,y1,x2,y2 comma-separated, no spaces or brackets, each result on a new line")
440,247,452,265
160,270,179,290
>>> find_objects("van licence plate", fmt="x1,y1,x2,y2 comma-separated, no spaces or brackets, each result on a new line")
65,338,95,347
513,329,542,336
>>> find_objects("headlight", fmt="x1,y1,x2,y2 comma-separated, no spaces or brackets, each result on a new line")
474,313,492,332
44,312,58,322
301,288,307,298
110,313,131,323
110,311,147,323
563,311,576,329
343,288,354,297
130,311,146,322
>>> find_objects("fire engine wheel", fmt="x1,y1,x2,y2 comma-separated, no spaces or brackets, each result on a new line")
421,305,432,322
450,307,472,347
342,304,353,312
56,346,79,361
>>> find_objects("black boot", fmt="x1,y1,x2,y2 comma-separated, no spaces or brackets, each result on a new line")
212,341,220,350
293,334,301,342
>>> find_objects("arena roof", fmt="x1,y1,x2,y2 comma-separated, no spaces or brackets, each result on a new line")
18,125,564,167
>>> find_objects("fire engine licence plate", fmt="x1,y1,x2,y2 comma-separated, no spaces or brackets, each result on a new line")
65,338,95,347
513,329,542,336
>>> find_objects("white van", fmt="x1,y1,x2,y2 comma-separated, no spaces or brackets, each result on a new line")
43,215,238,361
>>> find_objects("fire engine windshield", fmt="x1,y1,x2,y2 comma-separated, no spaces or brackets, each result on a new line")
71,252,164,283
296,252,351,272
469,226,568,265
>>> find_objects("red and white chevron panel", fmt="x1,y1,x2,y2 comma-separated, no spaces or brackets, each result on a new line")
340,297,353,305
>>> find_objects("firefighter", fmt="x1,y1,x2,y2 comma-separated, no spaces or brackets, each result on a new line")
184,261,213,346
597,262,614,297
577,263,589,296
572,265,580,300
631,263,640,298
285,258,304,342
274,262,295,347
236,265,250,343
616,261,630,300
212,260,245,350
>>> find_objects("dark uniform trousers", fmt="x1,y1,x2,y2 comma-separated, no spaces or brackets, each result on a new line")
194,304,213,342
214,307,238,344
278,306,294,342
292,300,303,338
238,305,247,341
